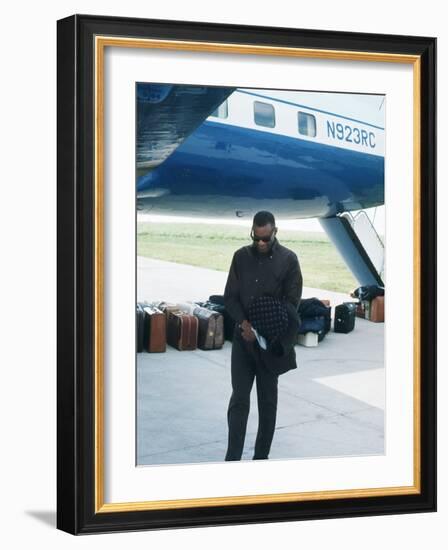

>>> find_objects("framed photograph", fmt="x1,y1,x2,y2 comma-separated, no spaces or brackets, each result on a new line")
57,14,436,535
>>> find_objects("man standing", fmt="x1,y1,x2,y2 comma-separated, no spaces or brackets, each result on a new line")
224,211,302,461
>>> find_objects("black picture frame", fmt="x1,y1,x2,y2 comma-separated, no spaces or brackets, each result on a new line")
57,14,436,535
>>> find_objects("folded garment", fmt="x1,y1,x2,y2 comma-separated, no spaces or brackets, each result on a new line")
248,296,289,345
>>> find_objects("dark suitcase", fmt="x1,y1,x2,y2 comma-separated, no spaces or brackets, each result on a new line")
197,300,234,342
334,302,357,333
193,306,224,350
206,295,235,341
142,305,166,352
209,294,225,305
136,303,145,353
166,311,198,351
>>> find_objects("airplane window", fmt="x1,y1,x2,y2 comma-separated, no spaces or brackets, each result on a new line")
254,101,276,128
298,112,317,137
210,100,228,119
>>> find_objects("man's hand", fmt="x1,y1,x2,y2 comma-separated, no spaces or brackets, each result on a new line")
240,320,256,342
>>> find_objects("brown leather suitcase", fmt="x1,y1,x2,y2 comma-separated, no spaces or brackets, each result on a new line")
166,311,198,350
197,298,234,342
143,306,166,352
370,296,384,323
193,306,224,350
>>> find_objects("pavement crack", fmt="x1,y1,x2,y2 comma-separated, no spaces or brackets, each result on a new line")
138,437,226,460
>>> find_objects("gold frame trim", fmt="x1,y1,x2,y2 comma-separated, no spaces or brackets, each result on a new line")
94,36,422,514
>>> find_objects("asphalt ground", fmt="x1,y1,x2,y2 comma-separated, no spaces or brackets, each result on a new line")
136,256,384,466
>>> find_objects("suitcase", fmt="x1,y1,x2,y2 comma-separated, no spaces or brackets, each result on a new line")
334,302,357,333
153,301,182,318
193,306,224,350
370,296,384,323
166,311,198,351
356,300,371,320
197,300,233,342
142,305,166,352
206,295,235,341
136,303,145,353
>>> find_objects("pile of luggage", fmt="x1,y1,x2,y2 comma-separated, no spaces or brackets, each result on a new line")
296,298,357,346
297,284,384,347
297,298,332,347
137,285,385,353
296,298,361,347
136,296,234,353
351,285,385,323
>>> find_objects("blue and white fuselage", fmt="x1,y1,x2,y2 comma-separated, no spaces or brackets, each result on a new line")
136,88,384,220
136,85,385,286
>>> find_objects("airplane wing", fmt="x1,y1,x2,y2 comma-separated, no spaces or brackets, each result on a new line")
136,84,235,179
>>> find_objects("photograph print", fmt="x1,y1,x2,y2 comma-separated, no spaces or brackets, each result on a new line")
135,83,385,467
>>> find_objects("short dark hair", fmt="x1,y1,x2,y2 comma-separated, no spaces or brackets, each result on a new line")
253,211,276,227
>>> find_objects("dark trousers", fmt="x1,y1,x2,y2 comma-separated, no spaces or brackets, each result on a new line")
225,334,278,461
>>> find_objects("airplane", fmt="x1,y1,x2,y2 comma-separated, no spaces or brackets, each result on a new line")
136,84,385,287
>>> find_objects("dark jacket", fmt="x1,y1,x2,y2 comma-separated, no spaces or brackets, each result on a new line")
224,239,302,375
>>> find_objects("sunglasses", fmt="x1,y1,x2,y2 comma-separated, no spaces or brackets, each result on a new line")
250,229,276,243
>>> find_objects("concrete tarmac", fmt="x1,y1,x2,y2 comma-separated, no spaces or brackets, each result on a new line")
137,256,384,466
